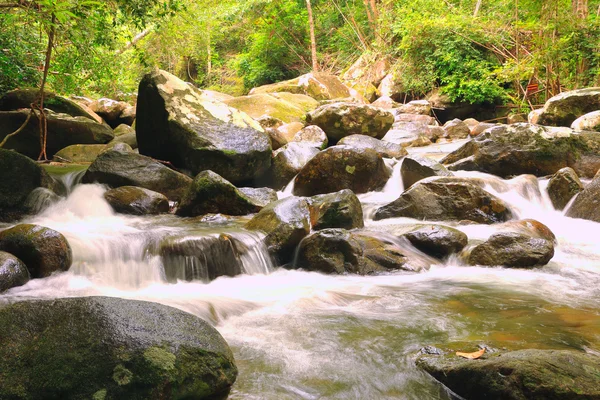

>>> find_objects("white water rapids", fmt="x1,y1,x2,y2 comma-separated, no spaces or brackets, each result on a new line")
3,149,600,399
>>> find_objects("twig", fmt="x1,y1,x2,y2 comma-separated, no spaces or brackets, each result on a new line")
0,108,35,147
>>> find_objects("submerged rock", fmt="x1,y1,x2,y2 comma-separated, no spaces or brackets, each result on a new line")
0,224,72,278
374,177,512,224
82,149,192,201
0,149,61,221
136,69,271,184
547,167,584,210
306,102,394,142
0,297,237,399
104,186,169,215
468,231,554,268
294,229,423,274
246,196,311,263
417,348,600,400
566,173,600,222
441,123,600,179
338,134,407,158
176,170,264,217
404,225,468,259
293,146,390,196
0,251,29,292
536,87,600,127
308,189,364,230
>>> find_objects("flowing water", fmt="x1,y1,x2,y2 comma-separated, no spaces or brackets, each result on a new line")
3,146,600,399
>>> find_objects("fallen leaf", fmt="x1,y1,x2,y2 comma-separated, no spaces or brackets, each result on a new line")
456,348,485,359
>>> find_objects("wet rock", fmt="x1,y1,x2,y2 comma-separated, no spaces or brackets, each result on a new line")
0,297,237,400
293,146,390,196
89,98,130,127
292,125,328,150
468,231,554,267
397,100,431,115
566,173,600,222
104,186,169,215
536,87,600,127
238,187,278,208
382,122,432,147
0,251,29,292
442,118,470,139
571,110,600,132
374,177,512,224
266,143,320,190
441,123,600,178
0,224,72,278
224,93,318,124
246,197,311,263
158,234,244,281
53,142,133,163
501,219,556,242
250,72,352,101
338,134,407,158
82,149,192,201
547,167,584,210
308,189,364,230
136,69,271,184
416,348,600,400
306,102,394,142
295,229,419,274
401,156,453,189
0,149,61,221
404,225,468,259
176,170,264,217
0,88,100,122
0,109,115,159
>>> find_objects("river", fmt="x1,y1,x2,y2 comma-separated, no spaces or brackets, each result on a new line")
3,142,600,399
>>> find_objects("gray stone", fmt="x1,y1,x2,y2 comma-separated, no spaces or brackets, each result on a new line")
104,186,169,215
547,167,584,210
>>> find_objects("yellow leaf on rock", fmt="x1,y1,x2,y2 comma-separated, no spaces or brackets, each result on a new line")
456,348,485,359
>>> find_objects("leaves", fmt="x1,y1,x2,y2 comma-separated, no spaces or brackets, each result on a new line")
456,348,485,360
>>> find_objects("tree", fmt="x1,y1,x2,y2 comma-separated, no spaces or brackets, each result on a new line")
306,0,318,72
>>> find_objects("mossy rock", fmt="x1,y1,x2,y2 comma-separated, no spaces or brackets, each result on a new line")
0,224,72,278
307,189,364,230
104,186,169,216
0,296,237,400
537,87,600,127
249,72,351,101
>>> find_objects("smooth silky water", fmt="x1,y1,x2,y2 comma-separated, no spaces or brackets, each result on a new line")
2,145,600,399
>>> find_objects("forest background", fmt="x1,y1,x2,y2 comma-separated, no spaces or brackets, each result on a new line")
1,0,599,110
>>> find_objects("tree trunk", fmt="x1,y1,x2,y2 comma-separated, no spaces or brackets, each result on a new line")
474,0,483,16
37,13,56,161
305,0,318,72
206,22,212,78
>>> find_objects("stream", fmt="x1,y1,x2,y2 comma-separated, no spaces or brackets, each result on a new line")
2,141,600,399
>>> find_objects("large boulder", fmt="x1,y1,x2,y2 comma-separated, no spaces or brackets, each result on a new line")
441,123,600,179
401,156,453,189
536,87,600,127
0,297,237,399
417,348,600,400
224,93,318,124
136,69,271,184
468,231,554,268
0,251,29,292
547,167,584,210
0,224,72,278
566,173,600,222
0,149,61,221
0,110,115,159
266,143,320,190
403,225,468,259
294,229,421,274
307,189,364,230
571,110,600,132
104,186,169,216
246,197,311,263
250,72,352,101
82,149,192,201
338,134,407,158
293,146,390,196
176,170,264,217
306,102,394,142
0,88,101,122
374,177,512,224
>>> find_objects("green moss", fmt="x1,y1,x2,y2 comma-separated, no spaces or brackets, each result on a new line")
112,364,133,386
143,346,176,372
